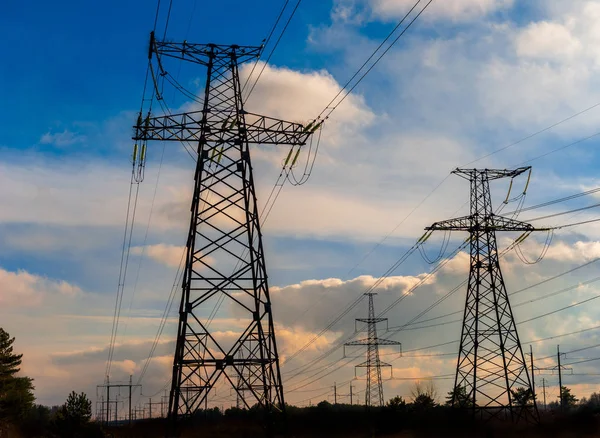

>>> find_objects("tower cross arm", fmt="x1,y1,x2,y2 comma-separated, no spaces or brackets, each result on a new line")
133,110,316,146
426,214,549,232
152,37,262,66
346,338,402,346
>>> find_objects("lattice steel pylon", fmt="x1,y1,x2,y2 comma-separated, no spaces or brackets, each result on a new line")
344,293,401,407
426,167,543,423
133,33,320,431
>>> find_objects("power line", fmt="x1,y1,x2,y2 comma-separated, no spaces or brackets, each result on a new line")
316,0,426,122
525,201,600,223
284,241,469,385
463,101,600,166
503,187,600,217
317,0,434,122
244,0,303,103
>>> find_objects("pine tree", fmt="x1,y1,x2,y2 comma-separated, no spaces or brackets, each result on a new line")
0,328,22,379
0,327,34,432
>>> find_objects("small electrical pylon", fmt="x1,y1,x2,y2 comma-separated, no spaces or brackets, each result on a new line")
344,293,401,407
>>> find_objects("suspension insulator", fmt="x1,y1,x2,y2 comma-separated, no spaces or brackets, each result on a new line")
303,121,315,133
503,179,514,204
132,143,138,164
217,147,224,163
523,169,532,194
310,121,323,133
284,148,294,167
140,144,147,162
291,149,301,166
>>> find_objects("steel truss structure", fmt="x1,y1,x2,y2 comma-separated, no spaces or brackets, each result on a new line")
426,167,541,423
345,293,401,407
133,33,316,429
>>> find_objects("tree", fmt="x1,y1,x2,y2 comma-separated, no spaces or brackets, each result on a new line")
0,329,22,379
387,395,407,411
580,391,600,410
511,387,535,406
63,391,92,424
445,385,472,407
52,392,96,438
0,328,35,433
410,381,437,409
559,386,578,408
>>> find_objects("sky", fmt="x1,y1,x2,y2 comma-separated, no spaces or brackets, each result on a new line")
4,0,600,415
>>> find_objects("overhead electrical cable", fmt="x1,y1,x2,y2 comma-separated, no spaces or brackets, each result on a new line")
244,0,303,103
241,0,291,97
283,240,469,384
316,0,435,122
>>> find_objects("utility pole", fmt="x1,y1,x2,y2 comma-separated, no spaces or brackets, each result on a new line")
134,407,145,421
161,391,168,418
350,384,354,405
333,382,337,405
97,376,141,426
426,167,545,424
538,346,571,412
542,378,546,411
530,345,536,400
344,293,401,407
558,345,563,410
133,34,321,434
106,376,110,426
146,398,162,419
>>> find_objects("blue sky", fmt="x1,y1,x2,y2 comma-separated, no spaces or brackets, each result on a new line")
4,0,600,413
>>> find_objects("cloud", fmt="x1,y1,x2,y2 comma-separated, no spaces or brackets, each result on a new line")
241,61,375,147
40,129,86,147
332,0,514,23
131,244,185,268
371,0,514,21
516,21,582,61
0,266,81,307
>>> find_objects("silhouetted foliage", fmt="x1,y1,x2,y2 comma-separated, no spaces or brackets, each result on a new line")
0,328,35,435
410,381,437,409
560,386,578,408
511,387,535,406
446,385,473,407
580,391,600,411
387,395,407,411
51,391,102,438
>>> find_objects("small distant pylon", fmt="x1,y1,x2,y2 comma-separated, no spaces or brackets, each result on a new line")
345,293,401,407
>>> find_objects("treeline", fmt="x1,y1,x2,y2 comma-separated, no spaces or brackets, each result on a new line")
0,328,101,438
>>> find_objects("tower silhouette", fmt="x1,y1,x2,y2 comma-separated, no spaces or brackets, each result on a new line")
133,33,318,426
345,293,401,407
426,167,540,423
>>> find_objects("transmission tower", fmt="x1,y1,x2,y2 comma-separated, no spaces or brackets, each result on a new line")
344,293,401,407
426,167,543,423
133,33,319,428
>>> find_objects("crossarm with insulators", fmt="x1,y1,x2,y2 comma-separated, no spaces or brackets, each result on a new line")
346,338,402,346
426,214,543,232
133,110,315,146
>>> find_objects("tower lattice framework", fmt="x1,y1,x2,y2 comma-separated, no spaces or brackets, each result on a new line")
133,33,316,422
426,167,541,423
345,293,400,407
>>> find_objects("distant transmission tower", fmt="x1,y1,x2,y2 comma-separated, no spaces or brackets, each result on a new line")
133,33,319,428
344,293,401,407
426,167,543,423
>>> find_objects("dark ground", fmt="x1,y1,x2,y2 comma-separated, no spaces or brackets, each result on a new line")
102,405,600,438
